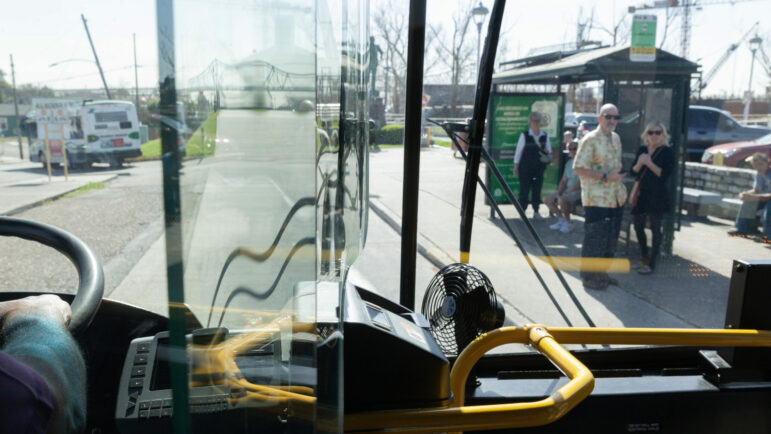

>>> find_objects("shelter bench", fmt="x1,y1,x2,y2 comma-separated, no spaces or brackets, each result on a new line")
682,187,721,217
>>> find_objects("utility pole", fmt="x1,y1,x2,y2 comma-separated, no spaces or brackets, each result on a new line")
133,33,140,109
81,14,112,99
10,54,23,159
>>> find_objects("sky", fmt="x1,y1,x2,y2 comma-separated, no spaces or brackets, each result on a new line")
2,0,770,98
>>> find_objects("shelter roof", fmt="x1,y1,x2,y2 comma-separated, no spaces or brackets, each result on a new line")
493,46,699,85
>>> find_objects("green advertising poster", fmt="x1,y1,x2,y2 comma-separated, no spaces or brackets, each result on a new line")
486,92,564,207
630,14,657,62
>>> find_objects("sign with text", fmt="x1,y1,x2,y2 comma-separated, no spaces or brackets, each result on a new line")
630,14,657,62
32,98,81,125
32,98,81,159
486,92,564,206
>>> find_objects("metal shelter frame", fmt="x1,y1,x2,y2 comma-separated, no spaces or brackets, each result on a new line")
492,45,699,253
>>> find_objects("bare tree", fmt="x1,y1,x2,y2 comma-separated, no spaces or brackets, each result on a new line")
428,0,475,117
372,0,438,114
586,7,631,47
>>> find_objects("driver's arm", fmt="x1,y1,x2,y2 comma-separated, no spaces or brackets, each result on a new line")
0,295,86,434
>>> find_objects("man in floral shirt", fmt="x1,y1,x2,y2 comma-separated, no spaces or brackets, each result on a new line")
573,103,627,290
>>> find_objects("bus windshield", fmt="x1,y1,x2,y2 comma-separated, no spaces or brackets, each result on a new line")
1,0,770,430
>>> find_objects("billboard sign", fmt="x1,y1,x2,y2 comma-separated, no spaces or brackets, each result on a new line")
486,92,564,206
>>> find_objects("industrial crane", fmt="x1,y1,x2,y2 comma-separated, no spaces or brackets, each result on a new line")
697,22,758,94
629,0,761,60
757,44,771,77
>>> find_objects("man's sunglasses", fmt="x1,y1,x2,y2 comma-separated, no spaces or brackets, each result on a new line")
601,114,621,120
568,147,578,151
647,130,663,136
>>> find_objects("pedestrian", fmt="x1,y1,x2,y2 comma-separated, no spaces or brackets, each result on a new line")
573,103,626,290
545,140,581,233
629,121,675,275
562,130,574,152
513,111,552,220
729,152,771,238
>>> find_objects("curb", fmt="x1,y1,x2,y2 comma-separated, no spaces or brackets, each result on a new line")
2,174,119,217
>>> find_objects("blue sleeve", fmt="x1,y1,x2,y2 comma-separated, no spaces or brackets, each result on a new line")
1,315,86,434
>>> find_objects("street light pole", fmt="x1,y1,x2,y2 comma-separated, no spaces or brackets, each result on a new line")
384,50,391,113
471,2,489,72
134,33,140,109
10,54,23,159
744,35,762,121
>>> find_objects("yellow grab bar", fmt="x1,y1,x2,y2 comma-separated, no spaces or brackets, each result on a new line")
546,327,771,347
345,325,594,432
345,325,771,432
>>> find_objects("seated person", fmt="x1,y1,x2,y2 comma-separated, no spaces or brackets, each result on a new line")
730,152,771,237
0,294,86,434
545,140,581,233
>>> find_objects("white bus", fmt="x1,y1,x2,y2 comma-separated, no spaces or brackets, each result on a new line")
29,99,141,168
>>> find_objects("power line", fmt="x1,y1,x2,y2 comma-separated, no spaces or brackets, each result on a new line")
31,65,141,85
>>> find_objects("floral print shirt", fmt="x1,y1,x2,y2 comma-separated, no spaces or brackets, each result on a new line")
572,127,627,208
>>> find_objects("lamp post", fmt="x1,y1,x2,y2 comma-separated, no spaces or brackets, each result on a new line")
384,49,391,113
744,34,763,121
471,2,489,71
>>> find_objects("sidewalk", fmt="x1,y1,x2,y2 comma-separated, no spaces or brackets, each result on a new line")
353,146,771,330
0,154,117,216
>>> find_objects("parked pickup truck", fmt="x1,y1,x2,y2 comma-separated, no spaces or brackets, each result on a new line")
686,105,771,161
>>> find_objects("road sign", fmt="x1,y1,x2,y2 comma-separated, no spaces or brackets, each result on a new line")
631,14,657,62
422,94,430,108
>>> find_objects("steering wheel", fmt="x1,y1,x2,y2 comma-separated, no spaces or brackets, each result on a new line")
0,216,104,335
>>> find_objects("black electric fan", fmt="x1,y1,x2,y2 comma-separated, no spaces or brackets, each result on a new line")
421,263,505,356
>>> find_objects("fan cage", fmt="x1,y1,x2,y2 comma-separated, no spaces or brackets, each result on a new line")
421,263,499,356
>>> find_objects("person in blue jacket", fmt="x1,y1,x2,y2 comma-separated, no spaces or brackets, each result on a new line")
0,294,86,434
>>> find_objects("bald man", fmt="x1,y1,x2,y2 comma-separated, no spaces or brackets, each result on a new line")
573,104,627,290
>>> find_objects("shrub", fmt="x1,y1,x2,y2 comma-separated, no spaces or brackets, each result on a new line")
377,124,404,145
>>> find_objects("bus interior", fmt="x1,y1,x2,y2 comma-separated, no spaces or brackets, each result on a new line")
1,0,770,433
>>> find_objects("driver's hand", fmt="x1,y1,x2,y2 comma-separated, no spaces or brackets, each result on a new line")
0,294,72,328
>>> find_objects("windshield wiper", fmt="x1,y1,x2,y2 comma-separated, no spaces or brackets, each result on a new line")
447,0,595,328
433,119,595,328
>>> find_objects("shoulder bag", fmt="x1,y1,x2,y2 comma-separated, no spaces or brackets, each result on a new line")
628,147,663,208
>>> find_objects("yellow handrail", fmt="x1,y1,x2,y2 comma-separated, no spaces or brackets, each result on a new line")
345,325,594,432
345,325,771,433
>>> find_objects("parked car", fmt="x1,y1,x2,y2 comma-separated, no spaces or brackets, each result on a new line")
686,105,771,162
576,117,599,139
701,132,771,167
564,112,596,137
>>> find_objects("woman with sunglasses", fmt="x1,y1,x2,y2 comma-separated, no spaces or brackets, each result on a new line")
630,121,675,275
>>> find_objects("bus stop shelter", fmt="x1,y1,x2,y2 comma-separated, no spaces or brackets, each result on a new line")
492,45,699,254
